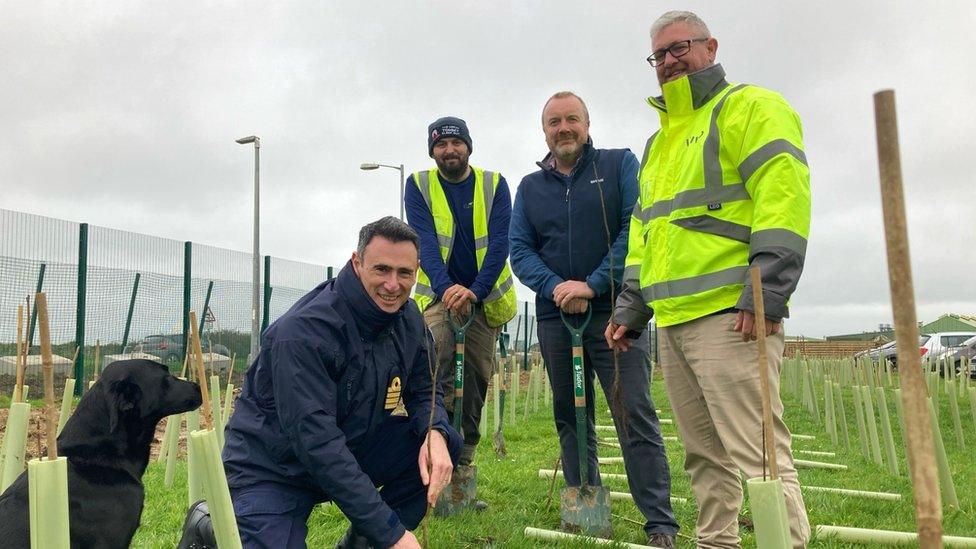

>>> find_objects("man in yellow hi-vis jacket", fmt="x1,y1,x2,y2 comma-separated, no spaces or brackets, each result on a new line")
404,117,517,490
606,11,811,548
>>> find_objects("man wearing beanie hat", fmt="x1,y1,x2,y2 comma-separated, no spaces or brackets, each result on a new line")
405,116,518,511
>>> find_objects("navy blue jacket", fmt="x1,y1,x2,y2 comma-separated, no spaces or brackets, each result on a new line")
510,141,638,321
404,169,511,301
222,262,451,546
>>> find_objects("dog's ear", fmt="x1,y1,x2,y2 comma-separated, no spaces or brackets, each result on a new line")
108,378,143,434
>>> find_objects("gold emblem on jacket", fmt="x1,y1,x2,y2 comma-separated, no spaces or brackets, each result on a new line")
385,376,401,410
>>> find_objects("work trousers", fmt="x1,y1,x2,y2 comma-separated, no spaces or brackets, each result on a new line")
537,309,678,537
659,312,810,548
425,301,499,461
229,416,462,549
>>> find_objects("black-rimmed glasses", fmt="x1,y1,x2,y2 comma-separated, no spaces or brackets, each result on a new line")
647,38,708,67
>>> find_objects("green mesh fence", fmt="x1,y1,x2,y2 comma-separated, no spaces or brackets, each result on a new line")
0,208,337,395
2,207,550,394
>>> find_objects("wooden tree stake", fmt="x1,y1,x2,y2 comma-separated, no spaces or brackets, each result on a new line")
750,267,779,480
35,293,58,460
188,311,213,430
874,89,941,547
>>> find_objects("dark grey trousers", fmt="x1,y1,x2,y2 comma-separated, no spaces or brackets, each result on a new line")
537,309,679,536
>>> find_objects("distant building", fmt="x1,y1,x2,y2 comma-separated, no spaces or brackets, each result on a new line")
920,314,976,334
826,313,976,342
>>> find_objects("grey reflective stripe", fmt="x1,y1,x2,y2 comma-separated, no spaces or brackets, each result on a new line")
437,234,452,248
485,274,514,302
702,84,749,191
474,236,489,249
750,228,808,256
623,264,641,284
415,282,436,298
644,184,751,220
670,215,751,244
640,132,658,171
417,171,432,208
737,139,807,184
482,170,496,222
641,265,748,301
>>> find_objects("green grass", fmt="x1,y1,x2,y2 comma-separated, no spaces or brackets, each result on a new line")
131,368,976,548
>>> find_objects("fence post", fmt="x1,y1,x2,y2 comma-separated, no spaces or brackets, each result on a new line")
182,241,192,364
262,255,271,332
28,263,46,347
327,266,333,280
74,224,88,394
120,273,140,350
199,280,214,337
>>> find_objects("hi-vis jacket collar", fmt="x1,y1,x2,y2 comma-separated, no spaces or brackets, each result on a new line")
647,64,730,115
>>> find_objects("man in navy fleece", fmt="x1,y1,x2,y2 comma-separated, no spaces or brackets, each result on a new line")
509,92,678,548
404,117,515,493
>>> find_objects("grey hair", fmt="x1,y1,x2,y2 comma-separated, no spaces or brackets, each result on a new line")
650,11,711,39
357,216,419,258
542,91,590,123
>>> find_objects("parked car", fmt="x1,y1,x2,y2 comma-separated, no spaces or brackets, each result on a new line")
942,335,976,379
920,332,976,366
862,335,930,367
129,334,231,368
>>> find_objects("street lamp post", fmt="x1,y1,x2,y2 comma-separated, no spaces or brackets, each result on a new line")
236,135,261,366
360,162,405,220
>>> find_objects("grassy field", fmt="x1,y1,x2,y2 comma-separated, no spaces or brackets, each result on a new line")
127,365,976,548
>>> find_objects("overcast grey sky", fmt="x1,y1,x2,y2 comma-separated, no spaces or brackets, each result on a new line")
2,1,974,339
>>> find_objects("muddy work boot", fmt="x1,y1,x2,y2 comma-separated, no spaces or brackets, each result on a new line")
648,532,676,549
458,443,478,467
176,500,217,549
335,527,373,549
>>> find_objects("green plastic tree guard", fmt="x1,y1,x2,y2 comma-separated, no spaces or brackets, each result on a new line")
969,387,976,436
746,477,792,548
947,381,965,448
874,387,900,476
851,386,870,458
8,385,29,401
222,384,235,425
860,386,884,466
209,376,223,449
927,397,959,508
157,415,174,464
189,429,243,549
1,402,30,492
492,373,500,433
816,525,976,547
186,410,203,505
831,382,851,450
28,457,70,549
56,379,75,436
824,379,837,445
164,414,183,488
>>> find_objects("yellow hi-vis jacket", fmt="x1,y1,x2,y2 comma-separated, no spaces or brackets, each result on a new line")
614,64,810,329
412,166,517,327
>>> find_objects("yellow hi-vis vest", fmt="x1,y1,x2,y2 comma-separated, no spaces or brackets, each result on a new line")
624,66,810,328
412,166,517,327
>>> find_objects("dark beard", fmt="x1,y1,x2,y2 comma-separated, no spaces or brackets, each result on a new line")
435,158,468,182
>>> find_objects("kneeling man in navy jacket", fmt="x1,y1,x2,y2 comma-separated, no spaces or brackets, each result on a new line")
181,216,461,549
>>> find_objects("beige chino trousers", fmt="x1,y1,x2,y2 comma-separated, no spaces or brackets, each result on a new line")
659,313,810,548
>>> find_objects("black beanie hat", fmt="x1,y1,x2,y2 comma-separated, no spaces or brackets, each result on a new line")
427,116,472,157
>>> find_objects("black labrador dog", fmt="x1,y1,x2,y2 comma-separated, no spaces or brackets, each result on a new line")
0,359,201,548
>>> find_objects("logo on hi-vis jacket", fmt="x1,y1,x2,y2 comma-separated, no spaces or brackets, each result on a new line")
385,376,402,410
